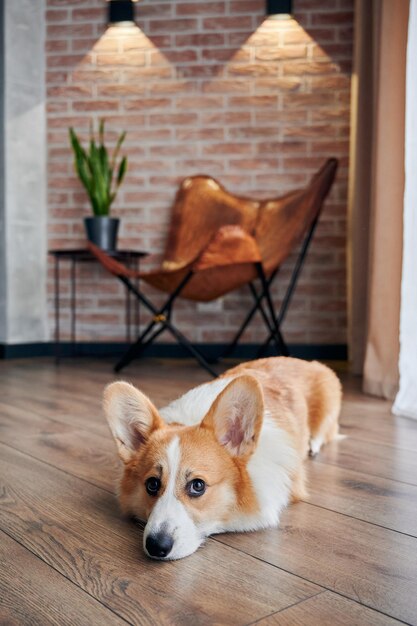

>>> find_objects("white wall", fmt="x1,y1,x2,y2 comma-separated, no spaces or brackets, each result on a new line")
0,0,48,343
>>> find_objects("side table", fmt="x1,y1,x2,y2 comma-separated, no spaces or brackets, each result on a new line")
49,248,148,360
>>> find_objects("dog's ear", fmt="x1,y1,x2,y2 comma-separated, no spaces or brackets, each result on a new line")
201,376,264,458
103,382,165,463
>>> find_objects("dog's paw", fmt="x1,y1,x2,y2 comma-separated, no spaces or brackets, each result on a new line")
309,436,323,457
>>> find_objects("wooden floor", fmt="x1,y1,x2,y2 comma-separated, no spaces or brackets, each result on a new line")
1,358,417,626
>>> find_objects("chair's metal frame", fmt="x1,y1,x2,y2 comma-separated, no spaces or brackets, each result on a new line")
112,215,319,376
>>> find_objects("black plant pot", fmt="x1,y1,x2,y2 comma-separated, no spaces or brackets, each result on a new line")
84,217,120,251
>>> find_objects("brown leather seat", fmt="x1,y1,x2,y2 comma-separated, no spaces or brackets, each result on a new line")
89,158,338,373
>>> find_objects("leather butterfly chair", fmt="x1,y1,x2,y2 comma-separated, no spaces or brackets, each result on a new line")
89,158,338,375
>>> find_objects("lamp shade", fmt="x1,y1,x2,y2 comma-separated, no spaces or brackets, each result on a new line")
266,0,293,16
108,0,135,25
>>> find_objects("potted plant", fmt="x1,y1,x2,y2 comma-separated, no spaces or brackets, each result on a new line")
69,120,127,251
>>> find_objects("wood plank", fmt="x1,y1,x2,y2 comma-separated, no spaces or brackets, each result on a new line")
314,436,417,486
0,531,126,626
219,502,417,625
255,591,404,626
0,360,200,435
306,460,417,536
0,401,118,491
0,442,321,626
339,399,417,451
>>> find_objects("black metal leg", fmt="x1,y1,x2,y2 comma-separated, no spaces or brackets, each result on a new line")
114,274,217,377
54,256,60,365
115,319,158,372
255,263,289,357
135,257,140,337
71,258,76,357
220,268,280,359
259,217,319,354
248,283,275,336
126,267,131,344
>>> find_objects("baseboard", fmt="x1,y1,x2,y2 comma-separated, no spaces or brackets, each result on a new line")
0,342,348,361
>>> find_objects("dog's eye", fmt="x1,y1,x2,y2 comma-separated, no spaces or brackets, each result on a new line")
187,479,206,497
145,477,161,496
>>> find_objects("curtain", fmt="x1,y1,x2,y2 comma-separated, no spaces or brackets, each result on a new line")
393,0,417,420
348,0,409,399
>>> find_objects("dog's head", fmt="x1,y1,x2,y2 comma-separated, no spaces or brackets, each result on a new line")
104,376,264,560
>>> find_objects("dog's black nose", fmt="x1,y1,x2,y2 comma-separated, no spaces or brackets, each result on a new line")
146,532,174,558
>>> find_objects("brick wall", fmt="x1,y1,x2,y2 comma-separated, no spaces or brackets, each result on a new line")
46,0,353,345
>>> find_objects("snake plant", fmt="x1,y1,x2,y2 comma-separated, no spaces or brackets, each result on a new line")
69,120,128,216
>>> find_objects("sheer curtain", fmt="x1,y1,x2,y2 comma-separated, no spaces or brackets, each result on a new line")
348,0,409,399
393,0,417,419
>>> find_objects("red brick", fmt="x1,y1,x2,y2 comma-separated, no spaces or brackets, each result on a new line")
259,110,308,124
97,85,146,97
176,2,225,15
147,80,197,95
46,9,69,22
202,48,250,62
175,128,225,141
138,3,173,17
312,11,354,26
255,45,307,61
70,68,119,83
48,85,94,99
150,49,198,65
46,40,69,53
253,77,301,92
46,70,68,84
176,159,225,174
257,141,305,154
150,145,197,157
175,33,225,47
282,93,336,108
73,100,120,112
230,1,263,13
311,43,353,59
72,8,104,22
47,102,69,114
149,113,198,126
203,143,253,156
282,60,340,75
228,126,281,139
309,75,350,90
230,31,272,47
282,124,336,139
123,98,171,112
201,112,251,125
148,19,198,33
121,67,173,79
228,95,278,108
228,63,280,77
95,52,146,66
47,54,92,68
47,24,93,38
229,158,280,170
202,79,251,93
48,116,90,129
176,64,224,78
175,96,224,110
203,16,253,30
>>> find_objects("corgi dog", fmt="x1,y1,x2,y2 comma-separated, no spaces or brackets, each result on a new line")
104,357,342,560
